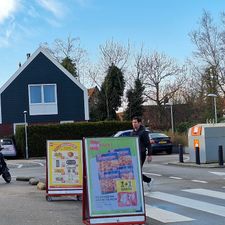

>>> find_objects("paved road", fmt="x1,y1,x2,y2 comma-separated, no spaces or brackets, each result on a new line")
1,155,225,225
144,154,225,225
6,158,46,169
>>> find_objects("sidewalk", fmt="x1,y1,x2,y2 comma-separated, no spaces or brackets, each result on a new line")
168,160,225,168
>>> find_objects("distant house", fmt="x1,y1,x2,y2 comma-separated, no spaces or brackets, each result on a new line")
88,86,100,121
88,86,99,107
0,47,89,136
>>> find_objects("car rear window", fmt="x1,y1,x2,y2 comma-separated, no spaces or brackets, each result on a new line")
149,133,168,138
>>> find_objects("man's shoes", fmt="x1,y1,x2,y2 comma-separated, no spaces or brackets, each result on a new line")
146,178,154,191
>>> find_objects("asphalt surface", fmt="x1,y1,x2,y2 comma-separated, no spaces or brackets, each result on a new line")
3,158,160,225
2,156,225,225
0,180,83,225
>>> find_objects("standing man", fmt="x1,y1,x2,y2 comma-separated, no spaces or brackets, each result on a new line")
131,116,153,190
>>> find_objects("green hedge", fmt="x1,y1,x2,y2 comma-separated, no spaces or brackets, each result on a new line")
15,121,131,157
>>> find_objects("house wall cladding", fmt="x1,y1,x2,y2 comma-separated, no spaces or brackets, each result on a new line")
1,52,85,124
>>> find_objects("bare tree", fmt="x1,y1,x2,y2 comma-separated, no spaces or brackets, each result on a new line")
41,35,88,82
99,38,130,70
87,64,103,89
189,10,225,95
140,51,186,106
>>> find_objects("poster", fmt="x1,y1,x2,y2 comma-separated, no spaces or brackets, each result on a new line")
84,137,145,217
47,140,83,190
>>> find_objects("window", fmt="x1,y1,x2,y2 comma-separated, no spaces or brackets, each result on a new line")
29,84,56,104
44,85,55,103
28,84,58,115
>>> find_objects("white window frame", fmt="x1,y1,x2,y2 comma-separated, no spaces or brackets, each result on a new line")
28,84,58,115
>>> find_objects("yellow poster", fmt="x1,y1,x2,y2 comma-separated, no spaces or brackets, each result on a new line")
47,140,83,189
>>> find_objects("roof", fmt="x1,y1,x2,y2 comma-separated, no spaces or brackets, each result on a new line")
88,87,96,97
88,86,99,97
0,46,87,94
0,46,89,121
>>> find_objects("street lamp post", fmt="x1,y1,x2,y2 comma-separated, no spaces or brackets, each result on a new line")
23,110,29,159
207,93,217,123
166,102,174,134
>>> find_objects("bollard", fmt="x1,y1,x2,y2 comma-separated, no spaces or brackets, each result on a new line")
218,145,224,166
195,146,200,165
179,144,184,163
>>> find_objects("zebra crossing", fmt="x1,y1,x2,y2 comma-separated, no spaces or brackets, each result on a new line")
144,188,225,223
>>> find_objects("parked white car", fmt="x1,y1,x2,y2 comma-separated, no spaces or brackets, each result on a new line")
0,138,17,157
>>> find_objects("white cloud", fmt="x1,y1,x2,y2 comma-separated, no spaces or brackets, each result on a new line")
0,0,19,23
36,0,65,18
27,5,40,18
0,19,15,47
0,0,20,48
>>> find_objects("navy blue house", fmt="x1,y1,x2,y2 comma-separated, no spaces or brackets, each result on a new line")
0,47,89,136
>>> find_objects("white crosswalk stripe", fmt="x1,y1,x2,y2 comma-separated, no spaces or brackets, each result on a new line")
144,188,225,223
183,188,225,200
145,204,194,223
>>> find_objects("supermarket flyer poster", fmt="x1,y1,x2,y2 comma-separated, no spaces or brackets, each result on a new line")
47,140,83,189
84,137,145,217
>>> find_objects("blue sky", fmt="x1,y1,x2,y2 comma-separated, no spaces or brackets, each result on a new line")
0,0,225,87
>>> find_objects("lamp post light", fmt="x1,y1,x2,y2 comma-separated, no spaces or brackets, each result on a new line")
165,102,174,134
23,110,29,159
207,93,217,123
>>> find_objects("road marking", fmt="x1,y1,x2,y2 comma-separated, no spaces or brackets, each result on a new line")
33,161,45,166
169,176,183,180
145,204,194,223
183,188,225,200
143,172,162,177
145,191,225,217
191,179,208,183
209,171,225,176
17,164,23,168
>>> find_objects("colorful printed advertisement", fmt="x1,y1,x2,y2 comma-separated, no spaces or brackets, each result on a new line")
47,140,83,189
84,137,144,217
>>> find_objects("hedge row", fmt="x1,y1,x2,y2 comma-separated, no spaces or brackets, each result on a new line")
15,121,131,157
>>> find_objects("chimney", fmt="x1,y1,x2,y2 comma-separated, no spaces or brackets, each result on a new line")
26,53,31,59
19,62,21,67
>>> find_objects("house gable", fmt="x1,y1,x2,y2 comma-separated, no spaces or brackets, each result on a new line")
0,47,89,124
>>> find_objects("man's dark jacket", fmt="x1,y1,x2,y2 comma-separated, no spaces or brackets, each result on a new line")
131,125,152,156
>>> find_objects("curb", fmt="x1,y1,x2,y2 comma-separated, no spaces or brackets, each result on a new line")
167,162,225,168
16,176,46,190
16,176,35,181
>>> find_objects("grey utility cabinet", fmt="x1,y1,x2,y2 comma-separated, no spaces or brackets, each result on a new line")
188,123,225,163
